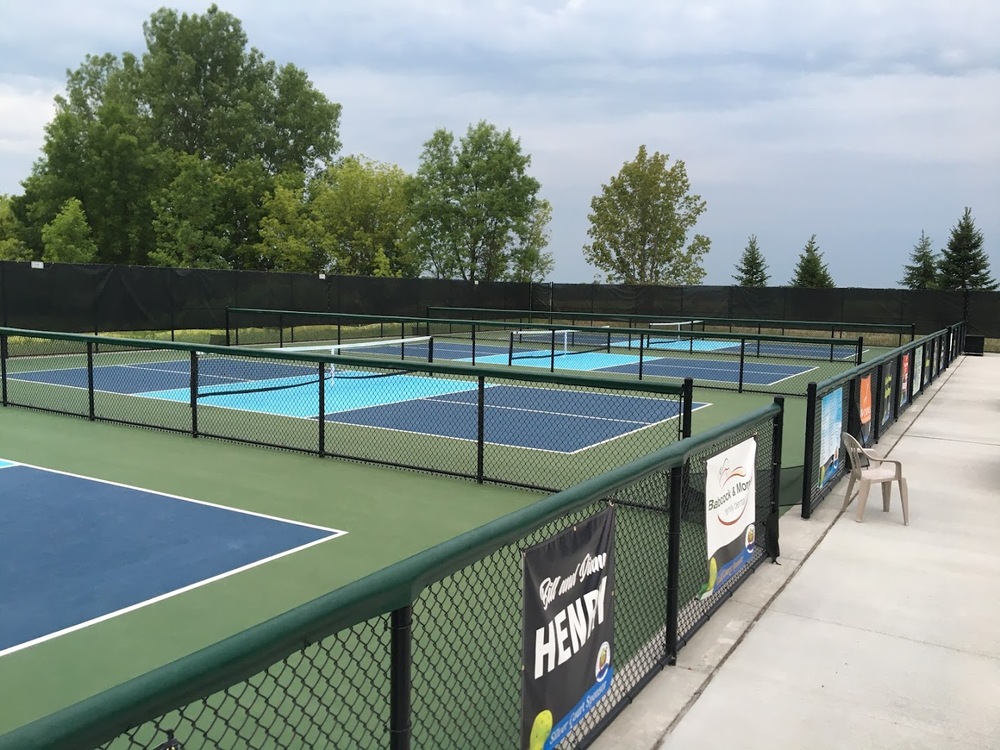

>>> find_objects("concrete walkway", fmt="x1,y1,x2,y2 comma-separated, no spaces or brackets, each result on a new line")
592,353,1000,750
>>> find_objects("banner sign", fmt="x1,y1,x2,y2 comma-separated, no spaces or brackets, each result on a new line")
858,375,873,446
522,507,616,750
899,353,911,408
818,387,843,488
913,345,924,394
703,437,757,597
880,360,896,428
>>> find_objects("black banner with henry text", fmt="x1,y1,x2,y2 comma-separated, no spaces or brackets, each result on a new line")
521,507,616,750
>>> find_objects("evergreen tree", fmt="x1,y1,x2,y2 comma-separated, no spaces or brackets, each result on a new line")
789,235,835,287
937,208,996,291
899,231,938,289
733,234,769,286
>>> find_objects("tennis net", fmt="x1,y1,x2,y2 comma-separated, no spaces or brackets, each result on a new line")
277,336,435,380
508,327,613,363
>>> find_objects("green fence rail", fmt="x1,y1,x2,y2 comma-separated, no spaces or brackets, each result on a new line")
0,398,784,750
424,305,917,347
225,307,881,397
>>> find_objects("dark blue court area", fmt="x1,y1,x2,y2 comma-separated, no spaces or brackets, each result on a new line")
327,385,702,452
0,461,343,656
598,356,814,385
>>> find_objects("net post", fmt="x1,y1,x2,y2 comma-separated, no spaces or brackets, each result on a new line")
389,605,413,750
681,377,694,438
87,341,95,420
427,336,434,364
318,361,326,456
638,333,645,380
665,460,683,665
507,331,515,366
225,308,231,347
476,375,485,483
279,313,284,348
190,351,199,438
471,326,477,365
549,329,556,373
801,382,818,518
0,332,7,407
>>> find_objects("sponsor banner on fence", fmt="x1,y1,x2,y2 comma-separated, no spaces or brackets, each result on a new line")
818,387,843,488
880,360,896,428
703,437,757,597
522,507,615,750
858,375,873,446
899,353,911,408
914,345,924,393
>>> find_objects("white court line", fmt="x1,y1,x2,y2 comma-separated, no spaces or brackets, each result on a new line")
0,460,348,658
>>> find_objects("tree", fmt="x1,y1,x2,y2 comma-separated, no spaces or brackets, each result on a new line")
410,121,544,282
899,231,938,289
583,145,710,285
790,235,835,287
41,198,98,262
937,208,996,291
733,235,769,286
15,5,341,269
0,195,32,260
508,199,555,282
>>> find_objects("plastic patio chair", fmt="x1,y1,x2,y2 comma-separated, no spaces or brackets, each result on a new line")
840,432,909,525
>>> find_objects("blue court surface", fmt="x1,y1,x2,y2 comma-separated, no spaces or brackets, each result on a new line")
596,356,815,385
11,358,705,454
0,460,345,657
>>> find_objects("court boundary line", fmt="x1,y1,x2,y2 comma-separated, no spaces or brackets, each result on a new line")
0,460,347,658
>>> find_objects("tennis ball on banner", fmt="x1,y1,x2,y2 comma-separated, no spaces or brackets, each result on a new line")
529,709,553,750
707,557,718,591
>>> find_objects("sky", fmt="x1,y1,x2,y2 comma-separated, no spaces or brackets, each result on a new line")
1,0,998,287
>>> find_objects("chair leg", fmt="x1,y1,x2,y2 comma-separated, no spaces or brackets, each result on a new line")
855,481,871,522
842,476,857,511
882,481,892,512
898,477,909,526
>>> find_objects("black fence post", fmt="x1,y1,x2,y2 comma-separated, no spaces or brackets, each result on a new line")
737,339,746,394
681,377,694,439
872,363,884,443
225,308,231,346
390,605,413,750
0,332,7,407
190,351,199,438
476,375,485,483
665,462,684,665
318,362,326,456
801,382,818,519
856,336,864,366
767,396,784,560
87,341,95,421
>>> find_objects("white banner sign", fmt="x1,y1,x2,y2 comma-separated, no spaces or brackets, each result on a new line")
703,437,757,597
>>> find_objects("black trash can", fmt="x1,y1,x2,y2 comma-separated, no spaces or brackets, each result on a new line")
964,334,985,356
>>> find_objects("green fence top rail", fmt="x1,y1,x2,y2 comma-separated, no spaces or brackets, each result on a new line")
0,399,782,750
423,305,916,334
0,326,685,396
226,307,863,347
812,327,952,395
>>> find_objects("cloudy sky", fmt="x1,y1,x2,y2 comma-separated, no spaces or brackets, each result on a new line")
1,1,997,287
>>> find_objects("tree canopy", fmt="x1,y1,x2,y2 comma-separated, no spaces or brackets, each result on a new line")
733,235,769,286
937,208,995,291
790,235,835,288
409,121,551,282
899,231,938,290
12,4,341,269
583,146,709,285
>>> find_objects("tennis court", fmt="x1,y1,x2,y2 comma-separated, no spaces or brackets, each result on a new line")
8,353,703,454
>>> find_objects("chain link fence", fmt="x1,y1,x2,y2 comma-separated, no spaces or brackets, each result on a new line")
0,397,783,750
800,323,964,517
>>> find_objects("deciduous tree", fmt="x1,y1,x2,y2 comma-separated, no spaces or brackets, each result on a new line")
41,198,98,263
584,145,710,285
